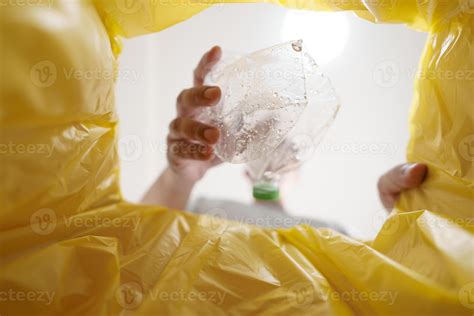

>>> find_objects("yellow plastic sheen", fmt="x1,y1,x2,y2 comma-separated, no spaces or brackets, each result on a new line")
0,1,472,315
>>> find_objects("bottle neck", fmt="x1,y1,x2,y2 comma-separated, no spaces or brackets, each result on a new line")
252,182,280,201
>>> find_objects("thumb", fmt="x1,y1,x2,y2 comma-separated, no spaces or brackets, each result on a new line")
378,163,427,210
399,163,428,189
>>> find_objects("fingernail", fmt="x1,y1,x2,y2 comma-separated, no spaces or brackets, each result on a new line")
209,46,221,61
203,128,219,143
203,87,220,100
402,163,417,175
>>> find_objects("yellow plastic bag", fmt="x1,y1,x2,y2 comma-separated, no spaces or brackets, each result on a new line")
0,1,472,315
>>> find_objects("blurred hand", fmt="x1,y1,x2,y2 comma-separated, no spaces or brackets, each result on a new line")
378,163,428,210
167,46,222,183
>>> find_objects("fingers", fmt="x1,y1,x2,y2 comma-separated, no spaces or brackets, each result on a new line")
381,163,427,192
194,46,221,86
169,117,220,145
378,163,428,210
167,46,221,164
176,85,221,116
401,163,428,188
168,139,214,161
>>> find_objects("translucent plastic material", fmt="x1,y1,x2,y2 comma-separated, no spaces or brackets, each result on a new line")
1,1,473,315
199,40,308,163
247,50,339,191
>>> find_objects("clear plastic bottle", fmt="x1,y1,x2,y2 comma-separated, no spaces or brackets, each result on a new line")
199,40,339,200
198,40,308,163
246,47,340,201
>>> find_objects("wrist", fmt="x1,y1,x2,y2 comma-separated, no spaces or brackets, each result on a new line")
163,166,197,191
141,166,196,209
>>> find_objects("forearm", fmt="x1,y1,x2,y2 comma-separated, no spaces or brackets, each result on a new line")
141,167,195,210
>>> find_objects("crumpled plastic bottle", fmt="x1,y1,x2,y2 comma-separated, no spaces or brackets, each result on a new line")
198,40,309,163
246,47,340,200
199,40,339,198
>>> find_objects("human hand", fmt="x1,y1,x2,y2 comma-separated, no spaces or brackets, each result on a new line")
377,163,428,210
167,46,222,184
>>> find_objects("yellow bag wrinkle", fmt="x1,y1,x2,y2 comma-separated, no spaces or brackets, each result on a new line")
371,211,461,288
1,235,117,313
0,1,121,232
1,1,473,315
398,13,474,220
93,0,211,39
280,223,469,315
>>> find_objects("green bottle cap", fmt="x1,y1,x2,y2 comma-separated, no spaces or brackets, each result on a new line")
253,183,280,201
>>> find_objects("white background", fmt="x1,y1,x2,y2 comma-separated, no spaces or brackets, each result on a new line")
115,4,427,239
